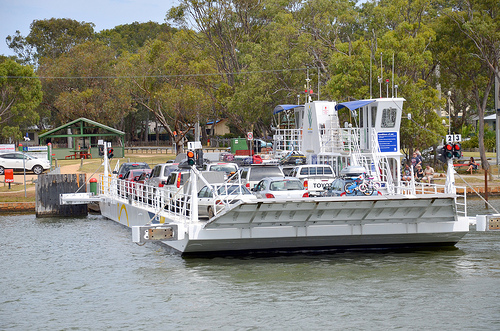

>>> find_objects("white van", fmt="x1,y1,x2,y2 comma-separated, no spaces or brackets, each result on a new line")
288,164,336,196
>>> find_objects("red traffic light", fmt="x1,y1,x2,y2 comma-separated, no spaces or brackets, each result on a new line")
453,144,460,150
445,144,453,151
187,150,195,165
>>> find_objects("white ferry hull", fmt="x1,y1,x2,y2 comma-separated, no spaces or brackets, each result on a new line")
99,194,469,255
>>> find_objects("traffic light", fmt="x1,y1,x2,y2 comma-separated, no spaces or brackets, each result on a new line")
437,146,447,163
444,143,453,159
98,145,104,156
108,148,114,159
195,149,204,167
187,150,195,166
452,143,462,158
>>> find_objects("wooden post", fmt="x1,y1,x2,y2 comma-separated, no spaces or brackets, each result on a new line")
36,174,88,217
485,168,488,208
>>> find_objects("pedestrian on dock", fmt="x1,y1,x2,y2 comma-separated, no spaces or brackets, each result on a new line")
422,164,434,184
402,163,412,181
467,157,478,174
415,164,424,182
411,152,421,168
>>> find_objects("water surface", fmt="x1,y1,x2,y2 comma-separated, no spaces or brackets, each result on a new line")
1,198,499,330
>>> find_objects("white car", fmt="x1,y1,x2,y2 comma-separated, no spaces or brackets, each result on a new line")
253,177,309,199
0,152,51,175
197,183,257,218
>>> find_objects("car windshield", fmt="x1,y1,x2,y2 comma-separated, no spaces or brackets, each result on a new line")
210,164,237,174
121,163,149,174
249,167,283,180
270,180,303,191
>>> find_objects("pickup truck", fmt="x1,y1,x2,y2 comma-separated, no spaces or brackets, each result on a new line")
287,164,336,197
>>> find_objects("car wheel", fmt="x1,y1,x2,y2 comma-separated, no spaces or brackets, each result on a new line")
208,206,215,218
32,165,43,175
0,166,4,175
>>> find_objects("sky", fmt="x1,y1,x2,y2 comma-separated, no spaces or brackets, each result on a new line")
0,0,179,57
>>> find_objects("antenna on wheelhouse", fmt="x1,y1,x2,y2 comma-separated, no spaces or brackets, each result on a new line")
305,69,312,103
370,50,373,99
378,52,383,98
317,67,320,101
392,53,395,98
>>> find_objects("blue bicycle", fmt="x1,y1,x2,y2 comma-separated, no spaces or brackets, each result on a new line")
344,175,367,195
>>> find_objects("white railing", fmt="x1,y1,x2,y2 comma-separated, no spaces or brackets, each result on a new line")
273,129,302,154
99,174,193,222
98,169,252,223
397,181,467,217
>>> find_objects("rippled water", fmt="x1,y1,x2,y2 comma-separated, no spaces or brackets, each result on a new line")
1,198,500,330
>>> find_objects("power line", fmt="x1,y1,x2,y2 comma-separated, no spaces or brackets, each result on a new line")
0,67,310,80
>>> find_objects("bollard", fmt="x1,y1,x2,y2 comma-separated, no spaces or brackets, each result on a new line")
89,178,98,195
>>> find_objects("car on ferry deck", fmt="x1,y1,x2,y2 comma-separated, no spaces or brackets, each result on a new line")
240,164,285,190
253,177,309,199
115,162,150,180
197,183,256,218
122,168,151,197
287,164,336,197
203,162,239,180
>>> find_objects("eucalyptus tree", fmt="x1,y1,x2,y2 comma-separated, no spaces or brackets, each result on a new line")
117,30,221,153
96,21,176,56
167,0,276,136
0,58,42,142
442,0,499,174
325,0,446,157
6,18,95,65
37,41,132,128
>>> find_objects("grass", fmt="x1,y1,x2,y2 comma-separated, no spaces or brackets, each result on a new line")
0,183,36,202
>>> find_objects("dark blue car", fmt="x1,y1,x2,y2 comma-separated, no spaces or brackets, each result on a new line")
322,177,381,197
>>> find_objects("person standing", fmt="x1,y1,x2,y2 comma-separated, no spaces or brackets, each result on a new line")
411,152,421,168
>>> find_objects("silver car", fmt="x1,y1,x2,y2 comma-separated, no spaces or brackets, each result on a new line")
198,183,256,218
253,177,309,199
0,152,50,175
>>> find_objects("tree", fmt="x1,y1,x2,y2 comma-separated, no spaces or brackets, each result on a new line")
37,41,131,129
6,18,95,65
117,31,221,153
96,21,175,56
0,59,42,141
443,0,500,176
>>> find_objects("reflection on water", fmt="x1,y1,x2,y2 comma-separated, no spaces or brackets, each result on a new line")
1,199,500,330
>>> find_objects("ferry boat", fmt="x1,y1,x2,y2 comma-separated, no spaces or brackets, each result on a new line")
60,97,470,256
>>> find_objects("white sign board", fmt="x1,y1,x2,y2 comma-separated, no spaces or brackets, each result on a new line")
0,144,15,152
247,132,253,141
446,134,461,143
188,141,202,150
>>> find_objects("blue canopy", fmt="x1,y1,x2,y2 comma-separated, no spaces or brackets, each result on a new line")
273,104,303,115
335,100,376,111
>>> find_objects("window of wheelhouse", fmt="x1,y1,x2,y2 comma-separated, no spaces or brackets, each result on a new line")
381,108,397,128
371,106,377,127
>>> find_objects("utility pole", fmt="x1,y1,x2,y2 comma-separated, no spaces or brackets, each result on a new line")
495,71,499,176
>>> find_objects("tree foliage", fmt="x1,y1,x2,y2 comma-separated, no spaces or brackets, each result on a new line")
2,0,498,159
0,59,42,141
37,41,131,128
7,18,95,65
